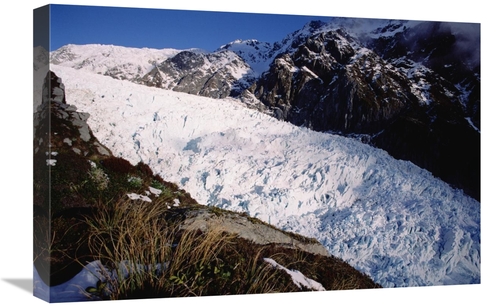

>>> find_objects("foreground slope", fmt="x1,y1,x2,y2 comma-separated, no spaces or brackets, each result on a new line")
34,71,379,302
51,65,480,288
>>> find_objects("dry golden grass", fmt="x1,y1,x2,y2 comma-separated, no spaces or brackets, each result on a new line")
80,197,308,299
70,192,380,300
83,197,173,299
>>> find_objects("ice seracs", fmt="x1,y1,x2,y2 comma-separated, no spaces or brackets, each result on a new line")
51,64,480,288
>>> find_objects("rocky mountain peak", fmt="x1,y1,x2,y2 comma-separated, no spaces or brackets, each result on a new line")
169,50,206,70
138,49,256,98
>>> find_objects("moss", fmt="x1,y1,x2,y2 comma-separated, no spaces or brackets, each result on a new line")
136,161,154,178
101,156,135,175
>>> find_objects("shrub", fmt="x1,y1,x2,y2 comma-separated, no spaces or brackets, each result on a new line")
149,179,165,192
100,157,135,174
127,176,143,189
88,167,109,191
136,161,153,178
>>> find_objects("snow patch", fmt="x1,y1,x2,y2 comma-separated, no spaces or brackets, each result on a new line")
149,186,162,196
127,193,152,203
264,258,325,291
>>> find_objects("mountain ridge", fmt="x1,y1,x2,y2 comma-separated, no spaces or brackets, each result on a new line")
46,17,480,200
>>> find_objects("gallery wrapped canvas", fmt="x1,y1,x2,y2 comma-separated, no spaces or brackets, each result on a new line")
33,3,480,303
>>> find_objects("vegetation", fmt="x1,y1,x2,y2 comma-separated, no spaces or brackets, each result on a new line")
80,196,380,300
83,200,275,299
34,145,381,298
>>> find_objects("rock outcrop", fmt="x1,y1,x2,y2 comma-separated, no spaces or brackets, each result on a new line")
139,50,256,98
179,207,330,257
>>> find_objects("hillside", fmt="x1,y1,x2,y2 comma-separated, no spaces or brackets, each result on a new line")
33,71,381,302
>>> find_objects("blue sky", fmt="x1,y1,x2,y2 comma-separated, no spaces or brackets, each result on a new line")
46,4,332,52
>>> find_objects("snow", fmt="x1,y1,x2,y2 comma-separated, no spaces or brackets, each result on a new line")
301,66,323,83
49,63,480,293
50,44,182,80
208,50,258,88
264,258,326,291
34,261,103,303
319,18,423,40
466,117,480,132
404,62,435,105
218,39,274,75
127,193,152,202
149,186,162,196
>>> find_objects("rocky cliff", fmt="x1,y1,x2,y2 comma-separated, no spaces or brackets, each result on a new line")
138,50,257,98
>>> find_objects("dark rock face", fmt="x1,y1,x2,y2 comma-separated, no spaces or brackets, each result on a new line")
366,21,481,200
367,21,480,129
252,30,419,134
371,107,480,200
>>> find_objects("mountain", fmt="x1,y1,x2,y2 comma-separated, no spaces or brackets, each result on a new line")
49,44,258,99
49,18,480,201
49,44,182,81
33,70,380,302
138,49,256,98
50,63,480,288
243,19,480,200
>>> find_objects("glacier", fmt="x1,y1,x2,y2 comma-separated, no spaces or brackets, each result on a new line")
48,64,480,288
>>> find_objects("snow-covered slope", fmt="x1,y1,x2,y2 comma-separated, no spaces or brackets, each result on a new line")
51,64,480,288
50,44,183,81
218,39,274,75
